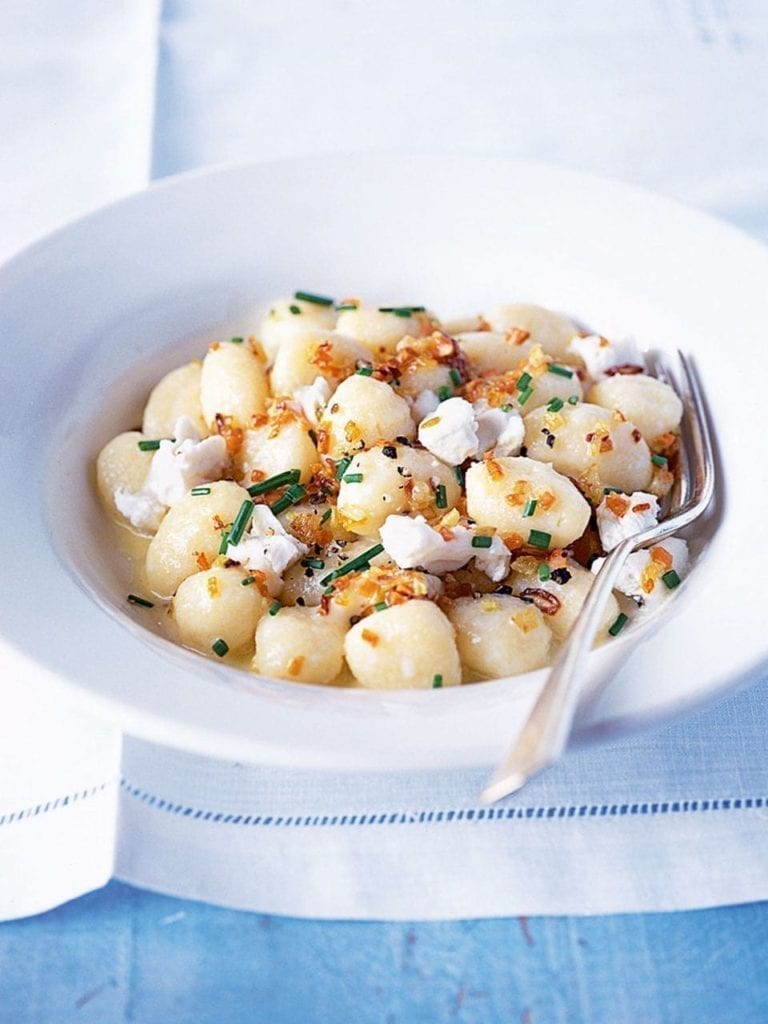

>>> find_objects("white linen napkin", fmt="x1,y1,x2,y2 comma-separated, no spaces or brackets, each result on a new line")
2,0,768,922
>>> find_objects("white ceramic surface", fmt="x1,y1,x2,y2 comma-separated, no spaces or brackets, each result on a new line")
1,154,765,770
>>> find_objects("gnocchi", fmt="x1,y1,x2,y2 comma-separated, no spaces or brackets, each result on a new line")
97,294,688,689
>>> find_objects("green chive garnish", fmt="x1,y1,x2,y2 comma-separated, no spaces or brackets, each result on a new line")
432,674,443,689
435,484,447,509
538,563,551,581
608,612,628,637
516,372,532,391
336,303,358,311
212,638,229,657
294,290,334,306
320,508,333,524
449,368,462,387
227,499,255,547
356,365,373,376
453,465,465,488
138,439,162,451
301,558,325,570
662,569,681,589
528,529,551,550
517,385,534,405
651,454,668,468
230,336,244,344
320,544,384,585
248,469,301,496
567,394,580,405
191,486,211,496
270,484,307,515
289,304,302,315
323,586,335,595
547,397,564,412
522,498,538,518
335,456,353,480
127,594,154,608
241,576,256,587
374,601,388,612
501,403,512,412
218,530,230,555
378,306,419,317
343,473,363,484
471,536,493,549
268,601,281,616
548,364,574,378
437,385,453,402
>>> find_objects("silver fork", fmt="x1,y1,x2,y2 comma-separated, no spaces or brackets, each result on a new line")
481,351,715,803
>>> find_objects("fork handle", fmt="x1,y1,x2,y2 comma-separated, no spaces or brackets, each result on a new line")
480,537,634,803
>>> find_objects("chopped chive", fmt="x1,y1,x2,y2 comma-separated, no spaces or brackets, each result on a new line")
289,304,302,315
356,365,373,376
651,454,668,468
294,290,334,306
323,586,335,595
212,638,229,657
471,535,493,549
432,674,443,689
248,469,301,496
320,543,384,585
517,385,534,405
548,364,574,379
373,601,388,612
335,456,353,480
241,576,256,586
547,397,564,412
528,529,552,550
230,336,244,344
218,530,230,555
336,303,358,311
270,483,307,515
516,372,533,391
268,600,281,616
522,498,538,518
435,484,447,509
449,368,462,387
608,612,629,637
437,385,453,402
191,486,211,496
138,439,162,451
567,394,580,405
453,465,465,488
127,594,154,608
500,403,512,412
378,306,416,317
321,508,333,524
301,557,325,570
343,472,363,483
662,569,681,589
603,486,624,495
228,499,255,546
537,563,551,581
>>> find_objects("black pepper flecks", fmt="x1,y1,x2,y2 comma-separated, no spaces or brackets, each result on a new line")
550,568,572,585
382,445,397,459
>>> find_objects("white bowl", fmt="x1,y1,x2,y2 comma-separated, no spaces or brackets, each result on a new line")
1,154,766,771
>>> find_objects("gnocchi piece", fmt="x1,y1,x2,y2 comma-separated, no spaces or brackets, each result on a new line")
396,361,454,399
145,480,251,597
335,307,423,357
344,600,461,689
171,566,268,655
253,607,345,684
96,431,155,522
465,456,591,550
236,417,318,486
456,331,537,375
486,303,580,361
509,558,620,643
319,374,415,459
279,536,390,610
200,339,269,429
587,374,683,442
336,444,460,536
269,329,372,396
523,402,653,496
515,367,584,413
448,594,552,678
142,360,207,439
258,299,337,364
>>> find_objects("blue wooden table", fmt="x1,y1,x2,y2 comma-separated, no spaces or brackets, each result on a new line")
1,883,766,1023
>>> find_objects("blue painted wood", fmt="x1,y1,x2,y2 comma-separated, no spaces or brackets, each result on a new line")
1,884,767,1024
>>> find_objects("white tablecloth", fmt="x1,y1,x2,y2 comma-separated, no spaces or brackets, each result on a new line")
2,0,767,921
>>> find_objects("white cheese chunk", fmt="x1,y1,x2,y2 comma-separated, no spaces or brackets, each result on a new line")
226,504,308,596
113,488,166,533
592,536,689,610
380,515,510,582
596,491,660,552
292,375,331,427
473,400,525,456
418,397,478,465
568,334,645,381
